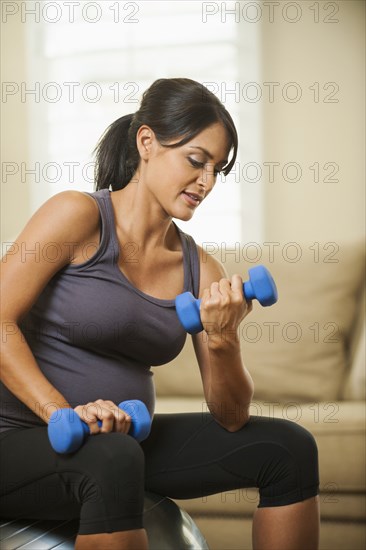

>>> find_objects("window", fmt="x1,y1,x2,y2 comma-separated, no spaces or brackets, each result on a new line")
25,1,262,244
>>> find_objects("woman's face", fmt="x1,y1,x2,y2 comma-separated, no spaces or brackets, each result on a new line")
137,122,231,221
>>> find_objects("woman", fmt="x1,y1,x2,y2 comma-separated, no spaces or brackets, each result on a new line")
0,78,320,550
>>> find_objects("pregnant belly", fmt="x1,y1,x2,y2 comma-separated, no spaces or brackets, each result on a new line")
34,341,156,417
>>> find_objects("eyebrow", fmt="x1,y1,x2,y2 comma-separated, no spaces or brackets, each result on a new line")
188,146,228,166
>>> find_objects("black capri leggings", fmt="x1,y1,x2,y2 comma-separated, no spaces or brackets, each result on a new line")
0,413,319,535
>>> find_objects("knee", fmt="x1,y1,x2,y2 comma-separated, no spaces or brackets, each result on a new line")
58,434,145,532
69,433,145,489
274,419,319,478
283,420,319,474
257,419,319,507
60,434,145,508
84,433,144,473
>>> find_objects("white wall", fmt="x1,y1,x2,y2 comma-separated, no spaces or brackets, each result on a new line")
261,0,365,245
1,1,30,243
1,1,365,249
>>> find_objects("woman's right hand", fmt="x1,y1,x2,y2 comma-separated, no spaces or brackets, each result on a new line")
74,399,132,435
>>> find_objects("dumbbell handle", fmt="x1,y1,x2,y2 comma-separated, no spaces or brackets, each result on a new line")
175,265,278,334
80,400,149,439
48,399,151,454
194,277,272,308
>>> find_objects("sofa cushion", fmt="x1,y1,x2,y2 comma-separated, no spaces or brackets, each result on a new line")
153,241,365,402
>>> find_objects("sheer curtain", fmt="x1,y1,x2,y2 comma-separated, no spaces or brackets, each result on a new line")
25,1,262,244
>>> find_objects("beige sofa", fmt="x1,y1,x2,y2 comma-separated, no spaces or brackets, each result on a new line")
153,241,366,550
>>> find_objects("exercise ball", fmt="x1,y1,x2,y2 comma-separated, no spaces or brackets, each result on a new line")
0,491,209,549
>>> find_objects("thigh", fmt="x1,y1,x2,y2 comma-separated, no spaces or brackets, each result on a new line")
141,413,319,502
0,425,146,529
0,427,80,519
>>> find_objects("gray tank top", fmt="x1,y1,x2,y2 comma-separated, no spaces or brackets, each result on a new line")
0,189,200,431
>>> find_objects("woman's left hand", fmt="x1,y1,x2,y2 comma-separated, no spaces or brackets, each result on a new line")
199,274,252,345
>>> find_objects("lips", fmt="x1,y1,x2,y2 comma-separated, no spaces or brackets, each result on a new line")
182,191,204,207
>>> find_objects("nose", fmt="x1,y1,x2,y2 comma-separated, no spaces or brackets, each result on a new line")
197,164,216,192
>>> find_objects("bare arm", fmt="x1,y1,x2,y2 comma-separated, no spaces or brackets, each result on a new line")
0,191,100,424
192,247,254,432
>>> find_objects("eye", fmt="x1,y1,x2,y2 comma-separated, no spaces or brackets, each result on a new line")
188,157,221,177
188,157,204,169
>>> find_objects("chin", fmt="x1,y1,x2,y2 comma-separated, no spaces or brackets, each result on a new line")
173,209,195,222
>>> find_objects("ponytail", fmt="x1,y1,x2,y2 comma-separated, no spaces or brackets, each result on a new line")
93,113,140,191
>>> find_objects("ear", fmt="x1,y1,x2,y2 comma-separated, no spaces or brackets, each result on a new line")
136,125,155,160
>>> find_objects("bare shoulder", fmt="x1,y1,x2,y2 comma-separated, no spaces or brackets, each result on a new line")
1,190,101,320
27,190,100,238
196,243,229,296
18,190,99,246
2,190,102,275
49,189,97,210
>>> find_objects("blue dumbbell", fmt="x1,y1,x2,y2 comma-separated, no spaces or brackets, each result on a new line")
48,399,151,454
175,265,278,334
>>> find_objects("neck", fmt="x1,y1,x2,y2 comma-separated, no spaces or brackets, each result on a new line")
110,178,177,252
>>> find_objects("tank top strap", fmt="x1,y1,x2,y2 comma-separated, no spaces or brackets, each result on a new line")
84,188,119,264
173,224,201,299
